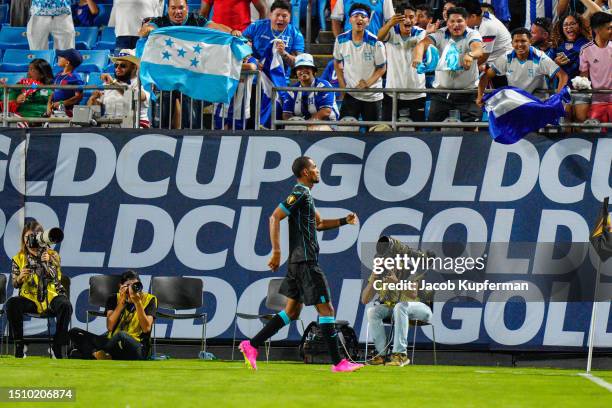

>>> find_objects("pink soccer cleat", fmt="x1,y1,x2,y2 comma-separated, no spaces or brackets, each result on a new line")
239,340,258,370
331,359,364,373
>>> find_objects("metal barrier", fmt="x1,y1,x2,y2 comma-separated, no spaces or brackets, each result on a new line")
0,83,138,127
149,70,262,130
270,86,612,131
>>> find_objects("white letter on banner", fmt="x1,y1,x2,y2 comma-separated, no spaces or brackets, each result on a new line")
480,139,540,202
0,134,10,192
8,140,26,196
60,203,105,267
363,137,431,201
304,137,365,201
116,134,176,198
176,136,241,199
234,206,288,271
485,285,545,346
543,283,584,347
51,133,117,196
539,139,592,204
591,138,612,201
428,292,484,344
174,205,235,270
422,208,488,243
316,207,359,255
4,204,60,259
238,137,301,200
236,278,290,340
357,208,423,264
108,204,174,268
532,210,589,275
594,294,612,347
429,137,477,201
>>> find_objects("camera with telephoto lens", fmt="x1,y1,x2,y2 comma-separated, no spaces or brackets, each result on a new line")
130,281,143,294
26,227,64,249
375,236,435,279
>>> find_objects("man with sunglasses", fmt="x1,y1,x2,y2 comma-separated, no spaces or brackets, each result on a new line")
87,49,151,128
530,17,555,59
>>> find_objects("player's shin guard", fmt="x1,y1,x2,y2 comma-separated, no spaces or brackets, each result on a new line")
319,316,342,365
250,310,293,348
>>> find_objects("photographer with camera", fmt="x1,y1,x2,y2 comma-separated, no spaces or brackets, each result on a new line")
360,237,432,367
6,219,72,358
68,270,157,360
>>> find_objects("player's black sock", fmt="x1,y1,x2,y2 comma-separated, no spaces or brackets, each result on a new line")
319,316,342,365
250,311,292,348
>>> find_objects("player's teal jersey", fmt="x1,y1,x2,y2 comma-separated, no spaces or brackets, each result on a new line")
279,183,319,264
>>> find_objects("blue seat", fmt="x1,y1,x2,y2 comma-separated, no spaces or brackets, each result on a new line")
75,27,99,50
75,50,110,73
0,49,55,72
93,4,112,26
0,4,9,25
81,72,105,105
0,27,29,50
95,26,116,51
0,72,27,84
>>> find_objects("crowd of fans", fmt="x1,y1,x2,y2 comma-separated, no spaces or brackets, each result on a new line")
0,0,609,130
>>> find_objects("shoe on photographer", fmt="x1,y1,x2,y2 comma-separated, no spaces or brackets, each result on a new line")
386,353,410,367
93,350,112,360
368,355,386,366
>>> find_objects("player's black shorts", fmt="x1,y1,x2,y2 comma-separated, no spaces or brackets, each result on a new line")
279,262,331,306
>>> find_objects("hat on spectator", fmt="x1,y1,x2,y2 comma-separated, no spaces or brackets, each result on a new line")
111,49,140,67
56,49,83,68
294,53,317,71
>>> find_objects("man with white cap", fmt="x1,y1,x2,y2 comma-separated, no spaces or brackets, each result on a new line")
283,53,339,129
87,49,151,128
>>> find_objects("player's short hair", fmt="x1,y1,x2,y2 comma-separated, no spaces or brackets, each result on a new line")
271,0,291,13
481,2,495,14
590,11,611,31
459,0,482,16
121,269,140,284
511,27,532,39
349,2,371,16
292,156,313,178
415,4,433,17
446,6,468,19
396,2,416,14
532,17,552,34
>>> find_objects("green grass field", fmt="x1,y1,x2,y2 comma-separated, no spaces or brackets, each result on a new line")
0,357,611,407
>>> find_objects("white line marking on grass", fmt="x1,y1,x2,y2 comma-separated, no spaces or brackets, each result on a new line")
475,370,495,374
578,373,612,392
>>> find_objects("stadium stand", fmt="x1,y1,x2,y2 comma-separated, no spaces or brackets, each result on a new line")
73,50,110,73
93,4,112,26
0,26,29,50
80,71,104,104
0,4,8,25
95,26,117,51
0,71,26,84
0,49,55,72
74,26,100,50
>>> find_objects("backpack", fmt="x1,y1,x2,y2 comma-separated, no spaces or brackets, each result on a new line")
298,320,360,364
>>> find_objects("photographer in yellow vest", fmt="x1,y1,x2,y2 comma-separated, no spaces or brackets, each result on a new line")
6,219,73,358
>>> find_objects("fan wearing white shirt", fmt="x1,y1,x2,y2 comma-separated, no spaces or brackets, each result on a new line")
476,28,568,106
461,0,511,64
378,2,427,122
333,3,387,123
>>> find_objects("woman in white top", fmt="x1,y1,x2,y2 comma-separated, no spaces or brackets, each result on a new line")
109,0,163,52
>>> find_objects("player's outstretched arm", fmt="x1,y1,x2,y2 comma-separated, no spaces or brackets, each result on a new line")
315,212,359,231
268,207,287,272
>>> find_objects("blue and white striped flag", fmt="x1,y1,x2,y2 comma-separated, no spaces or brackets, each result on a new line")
483,86,570,144
139,26,252,104
525,0,558,28
259,40,288,128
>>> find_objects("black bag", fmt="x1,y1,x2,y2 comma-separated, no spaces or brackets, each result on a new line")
298,320,360,364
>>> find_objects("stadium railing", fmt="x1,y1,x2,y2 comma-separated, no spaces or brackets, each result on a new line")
0,82,139,127
269,86,612,131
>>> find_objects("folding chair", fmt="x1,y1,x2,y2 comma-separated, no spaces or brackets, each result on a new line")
151,277,206,358
231,278,304,363
0,274,7,355
24,275,71,359
86,275,122,332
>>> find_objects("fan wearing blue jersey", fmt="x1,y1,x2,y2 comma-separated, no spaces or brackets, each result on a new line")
282,54,339,130
239,156,364,373
333,3,387,124
331,0,395,37
477,27,568,105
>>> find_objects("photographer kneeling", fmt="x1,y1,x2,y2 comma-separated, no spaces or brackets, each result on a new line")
6,219,72,358
69,270,157,360
361,264,432,367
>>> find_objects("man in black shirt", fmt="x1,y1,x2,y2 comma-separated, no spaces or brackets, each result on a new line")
68,270,157,360
239,156,364,373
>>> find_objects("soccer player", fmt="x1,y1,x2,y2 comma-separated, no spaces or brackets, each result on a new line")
461,0,512,65
239,156,364,373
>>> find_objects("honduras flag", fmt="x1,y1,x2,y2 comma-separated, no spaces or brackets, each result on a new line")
259,39,288,128
139,26,252,104
483,86,571,144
